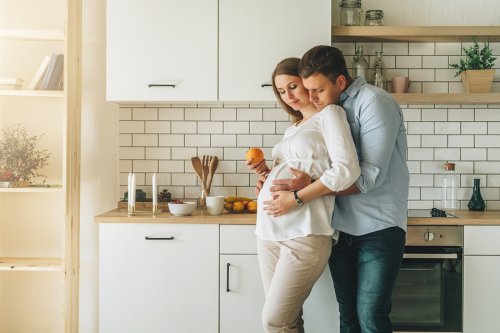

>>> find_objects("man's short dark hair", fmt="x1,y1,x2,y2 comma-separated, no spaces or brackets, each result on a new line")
298,45,351,84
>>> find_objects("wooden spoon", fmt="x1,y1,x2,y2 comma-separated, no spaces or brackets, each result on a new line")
191,156,203,181
206,156,218,194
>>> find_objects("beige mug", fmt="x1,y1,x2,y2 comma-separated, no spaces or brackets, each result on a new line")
206,196,225,215
392,76,410,93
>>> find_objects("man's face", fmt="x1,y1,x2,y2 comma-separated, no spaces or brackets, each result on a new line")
302,73,345,110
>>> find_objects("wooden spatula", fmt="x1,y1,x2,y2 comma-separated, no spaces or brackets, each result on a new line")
206,156,218,194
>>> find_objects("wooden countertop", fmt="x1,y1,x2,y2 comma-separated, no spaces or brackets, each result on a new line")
95,209,500,226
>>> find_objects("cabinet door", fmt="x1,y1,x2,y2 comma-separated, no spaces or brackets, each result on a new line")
303,266,340,333
464,226,500,255
220,254,265,333
106,0,218,102
99,223,219,333
219,0,331,101
463,256,500,333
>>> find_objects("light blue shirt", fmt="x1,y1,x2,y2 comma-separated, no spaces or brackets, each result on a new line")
333,77,409,236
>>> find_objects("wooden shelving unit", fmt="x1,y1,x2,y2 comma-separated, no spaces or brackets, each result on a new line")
331,26,500,104
0,90,64,97
0,257,62,271
331,26,500,43
0,29,64,41
392,93,500,105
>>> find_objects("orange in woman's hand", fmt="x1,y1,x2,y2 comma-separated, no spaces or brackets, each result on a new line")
246,147,264,163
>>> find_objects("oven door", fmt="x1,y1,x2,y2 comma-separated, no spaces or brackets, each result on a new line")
391,246,462,332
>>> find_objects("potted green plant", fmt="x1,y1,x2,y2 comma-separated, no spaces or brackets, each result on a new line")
0,124,50,187
449,40,497,93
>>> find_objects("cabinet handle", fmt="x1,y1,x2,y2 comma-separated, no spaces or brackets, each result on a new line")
260,83,272,87
144,236,175,240
148,84,176,88
226,263,231,292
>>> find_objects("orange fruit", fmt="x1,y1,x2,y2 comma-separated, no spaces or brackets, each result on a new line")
246,147,264,163
233,201,245,211
247,201,257,212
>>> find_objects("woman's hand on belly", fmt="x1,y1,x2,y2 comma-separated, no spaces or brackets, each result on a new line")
263,190,298,217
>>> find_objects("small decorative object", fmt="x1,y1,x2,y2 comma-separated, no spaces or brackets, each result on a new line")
157,189,172,202
339,0,363,26
449,40,497,93
371,51,386,90
0,124,50,186
468,178,486,211
364,9,383,26
352,46,369,80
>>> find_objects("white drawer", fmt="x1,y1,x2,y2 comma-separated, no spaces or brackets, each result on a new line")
464,226,500,255
220,225,257,254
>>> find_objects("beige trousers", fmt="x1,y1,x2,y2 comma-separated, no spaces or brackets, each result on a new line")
257,235,333,333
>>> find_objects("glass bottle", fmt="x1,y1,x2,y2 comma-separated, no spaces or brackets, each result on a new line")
442,162,459,211
339,0,362,26
364,10,384,26
370,50,386,90
468,178,486,211
352,46,369,79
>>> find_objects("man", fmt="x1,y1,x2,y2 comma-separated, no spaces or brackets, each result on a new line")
263,45,409,333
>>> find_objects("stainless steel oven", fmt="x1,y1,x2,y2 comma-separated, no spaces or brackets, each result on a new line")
391,220,463,333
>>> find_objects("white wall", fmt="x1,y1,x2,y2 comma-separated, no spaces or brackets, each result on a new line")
80,0,119,331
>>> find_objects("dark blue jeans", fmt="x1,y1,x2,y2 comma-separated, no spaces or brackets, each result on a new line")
329,226,406,333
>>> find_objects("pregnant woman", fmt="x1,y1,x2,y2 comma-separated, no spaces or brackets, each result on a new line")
246,57,360,333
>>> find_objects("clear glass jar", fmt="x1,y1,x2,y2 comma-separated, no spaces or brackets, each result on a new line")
352,46,369,79
370,50,386,90
339,0,362,26
442,162,459,210
364,10,384,26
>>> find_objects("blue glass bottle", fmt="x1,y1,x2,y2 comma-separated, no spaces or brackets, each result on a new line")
468,178,486,211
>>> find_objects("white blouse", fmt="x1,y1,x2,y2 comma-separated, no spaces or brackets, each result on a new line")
256,105,361,241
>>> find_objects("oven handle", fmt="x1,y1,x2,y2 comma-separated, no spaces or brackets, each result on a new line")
403,253,458,259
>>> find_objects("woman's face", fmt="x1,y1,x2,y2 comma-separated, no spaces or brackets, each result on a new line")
274,74,311,111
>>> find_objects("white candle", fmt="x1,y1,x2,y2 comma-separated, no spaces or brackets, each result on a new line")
130,173,136,207
152,173,157,209
127,172,132,207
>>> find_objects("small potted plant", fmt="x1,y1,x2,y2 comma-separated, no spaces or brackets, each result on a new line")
450,40,497,93
0,124,50,187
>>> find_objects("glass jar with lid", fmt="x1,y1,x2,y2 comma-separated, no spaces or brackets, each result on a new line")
364,9,384,26
339,0,362,26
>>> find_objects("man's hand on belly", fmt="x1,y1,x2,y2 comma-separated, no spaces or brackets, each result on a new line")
270,167,312,193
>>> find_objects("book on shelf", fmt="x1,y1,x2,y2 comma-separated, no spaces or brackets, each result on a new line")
40,53,64,91
0,78,23,90
28,55,51,90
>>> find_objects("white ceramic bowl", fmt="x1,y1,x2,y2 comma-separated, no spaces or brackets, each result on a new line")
168,201,197,216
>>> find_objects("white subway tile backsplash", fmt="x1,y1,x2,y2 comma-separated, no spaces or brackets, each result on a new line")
116,40,500,206
133,108,158,120
396,56,422,68
237,135,263,147
198,121,223,134
185,135,211,147
159,134,184,147
224,122,249,134
146,147,171,160
120,121,144,133
169,121,196,133
237,108,263,121
159,108,184,120
211,135,237,147
211,108,237,121
145,121,171,133
133,134,158,146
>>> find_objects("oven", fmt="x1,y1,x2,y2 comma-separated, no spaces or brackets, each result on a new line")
391,221,463,333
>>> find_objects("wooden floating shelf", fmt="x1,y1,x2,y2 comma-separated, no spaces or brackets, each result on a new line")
331,26,500,43
0,187,63,193
392,93,500,105
0,257,62,271
0,29,65,41
0,90,64,97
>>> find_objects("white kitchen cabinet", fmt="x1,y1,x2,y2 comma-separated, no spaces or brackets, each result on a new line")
463,226,500,333
106,0,218,102
219,225,339,333
99,223,219,333
219,0,331,101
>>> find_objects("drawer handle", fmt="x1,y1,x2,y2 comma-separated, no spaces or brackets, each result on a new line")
145,236,175,240
148,84,176,88
226,263,231,292
260,83,272,87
